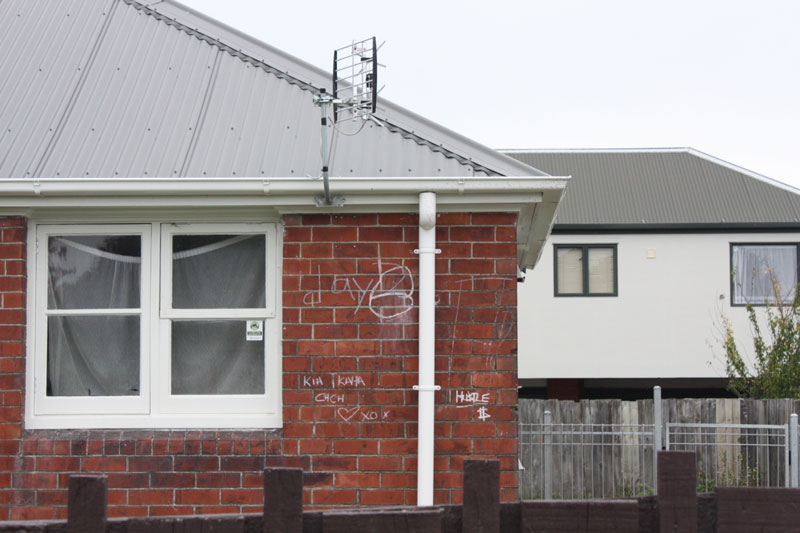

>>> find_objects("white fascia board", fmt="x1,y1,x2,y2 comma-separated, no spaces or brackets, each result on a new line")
517,187,567,271
0,175,568,268
0,176,565,196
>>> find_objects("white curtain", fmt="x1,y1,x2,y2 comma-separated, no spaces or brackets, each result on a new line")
172,235,265,309
46,234,267,397
171,320,264,395
733,245,797,305
170,235,266,395
47,315,140,396
47,236,141,396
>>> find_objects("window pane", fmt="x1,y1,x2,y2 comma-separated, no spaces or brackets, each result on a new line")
47,315,140,396
172,235,266,309
588,247,615,294
556,248,583,294
171,320,265,395
48,235,140,309
733,245,797,304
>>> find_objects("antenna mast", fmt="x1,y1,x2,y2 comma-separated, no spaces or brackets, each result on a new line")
313,37,379,206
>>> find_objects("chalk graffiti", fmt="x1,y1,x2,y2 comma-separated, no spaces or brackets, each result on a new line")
336,375,367,387
336,406,390,422
302,267,323,306
300,374,368,388
302,375,324,387
442,275,516,422
454,390,490,407
448,276,516,358
302,261,414,320
314,392,346,404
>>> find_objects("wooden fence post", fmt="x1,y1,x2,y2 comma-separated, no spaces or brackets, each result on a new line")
67,475,107,533
657,451,697,533
264,467,303,533
462,459,500,533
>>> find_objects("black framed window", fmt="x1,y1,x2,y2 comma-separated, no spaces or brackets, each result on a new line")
730,243,799,306
554,244,618,297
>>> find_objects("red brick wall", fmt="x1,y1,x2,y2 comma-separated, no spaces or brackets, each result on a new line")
0,212,518,519
0,217,27,520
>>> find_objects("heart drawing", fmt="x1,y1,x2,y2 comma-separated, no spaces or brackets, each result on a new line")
337,406,360,422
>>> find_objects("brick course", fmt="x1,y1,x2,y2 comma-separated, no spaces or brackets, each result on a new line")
0,212,518,518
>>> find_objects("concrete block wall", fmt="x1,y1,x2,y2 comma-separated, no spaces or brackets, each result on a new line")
0,212,519,519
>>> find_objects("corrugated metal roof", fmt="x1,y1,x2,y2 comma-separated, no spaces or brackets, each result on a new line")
0,0,544,180
504,149,800,228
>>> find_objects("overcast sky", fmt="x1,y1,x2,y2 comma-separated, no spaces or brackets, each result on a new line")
178,0,800,189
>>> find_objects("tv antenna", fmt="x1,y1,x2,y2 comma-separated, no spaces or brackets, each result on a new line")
313,37,381,206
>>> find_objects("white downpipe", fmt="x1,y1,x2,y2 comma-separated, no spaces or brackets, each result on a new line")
416,191,439,506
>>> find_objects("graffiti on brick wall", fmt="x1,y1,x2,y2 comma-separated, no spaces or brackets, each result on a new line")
445,275,517,421
448,276,516,359
298,373,388,422
302,376,325,387
336,407,390,422
314,392,346,404
454,390,492,421
302,260,414,320
299,268,516,423
454,390,490,406
300,374,368,388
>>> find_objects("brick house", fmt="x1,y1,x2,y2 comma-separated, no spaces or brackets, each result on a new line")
0,0,566,519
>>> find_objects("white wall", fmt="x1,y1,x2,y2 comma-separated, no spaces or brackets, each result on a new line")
518,232,800,379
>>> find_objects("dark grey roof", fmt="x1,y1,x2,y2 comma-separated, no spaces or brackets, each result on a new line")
504,149,800,229
0,0,542,179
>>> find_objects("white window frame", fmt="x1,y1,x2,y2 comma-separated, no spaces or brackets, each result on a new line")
730,242,799,306
33,224,152,417
27,221,282,429
158,223,278,416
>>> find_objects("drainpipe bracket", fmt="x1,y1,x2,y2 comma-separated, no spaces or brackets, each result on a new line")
412,385,441,392
413,248,441,255
314,195,346,207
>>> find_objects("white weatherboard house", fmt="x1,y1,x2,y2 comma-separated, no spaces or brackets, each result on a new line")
506,149,800,400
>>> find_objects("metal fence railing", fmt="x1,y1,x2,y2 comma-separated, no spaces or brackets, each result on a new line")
666,422,789,490
519,418,655,499
518,388,800,499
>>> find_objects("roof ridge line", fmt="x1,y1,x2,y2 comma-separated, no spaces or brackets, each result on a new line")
500,147,691,153
685,148,800,195
126,0,502,176
124,0,318,92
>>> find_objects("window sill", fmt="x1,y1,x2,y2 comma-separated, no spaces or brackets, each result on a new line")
24,413,282,430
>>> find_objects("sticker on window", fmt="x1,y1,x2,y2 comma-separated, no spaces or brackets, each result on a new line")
246,320,263,341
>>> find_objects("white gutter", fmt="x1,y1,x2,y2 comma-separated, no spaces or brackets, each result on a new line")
0,176,565,196
414,191,439,506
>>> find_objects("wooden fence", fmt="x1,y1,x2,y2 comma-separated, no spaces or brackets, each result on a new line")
2,453,800,532
520,397,800,431
519,397,800,498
